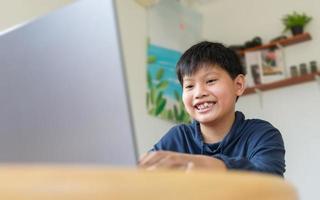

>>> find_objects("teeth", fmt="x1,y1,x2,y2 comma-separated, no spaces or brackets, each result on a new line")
196,102,213,110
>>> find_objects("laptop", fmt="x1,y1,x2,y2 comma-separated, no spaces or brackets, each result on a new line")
0,0,138,166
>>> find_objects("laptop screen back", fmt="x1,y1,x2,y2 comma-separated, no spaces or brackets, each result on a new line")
0,0,138,166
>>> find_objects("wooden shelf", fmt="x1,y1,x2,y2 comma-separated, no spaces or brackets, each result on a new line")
238,33,312,56
243,72,320,95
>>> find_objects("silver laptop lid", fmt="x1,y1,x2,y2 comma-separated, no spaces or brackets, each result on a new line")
0,0,138,166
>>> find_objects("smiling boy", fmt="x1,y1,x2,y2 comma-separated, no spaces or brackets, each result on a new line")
139,42,285,176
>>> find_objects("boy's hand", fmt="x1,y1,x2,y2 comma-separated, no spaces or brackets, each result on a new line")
138,150,227,171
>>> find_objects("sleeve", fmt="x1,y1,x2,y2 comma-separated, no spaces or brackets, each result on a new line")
214,128,286,177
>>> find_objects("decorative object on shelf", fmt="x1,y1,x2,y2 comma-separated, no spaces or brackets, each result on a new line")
251,64,262,85
282,11,312,36
244,36,263,49
290,66,299,77
310,61,318,73
288,61,318,78
244,49,286,87
228,44,245,52
237,33,311,57
229,37,262,53
299,63,308,75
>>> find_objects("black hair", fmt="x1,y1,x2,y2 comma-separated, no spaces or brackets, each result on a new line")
176,41,245,85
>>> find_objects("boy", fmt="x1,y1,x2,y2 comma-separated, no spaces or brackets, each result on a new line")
139,41,285,176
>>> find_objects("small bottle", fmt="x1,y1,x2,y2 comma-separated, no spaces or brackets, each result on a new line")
290,65,298,77
299,63,308,75
310,61,318,73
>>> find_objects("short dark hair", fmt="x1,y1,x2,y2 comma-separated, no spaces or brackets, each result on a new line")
176,41,245,85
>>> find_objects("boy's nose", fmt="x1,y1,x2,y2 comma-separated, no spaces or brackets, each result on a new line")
195,85,208,99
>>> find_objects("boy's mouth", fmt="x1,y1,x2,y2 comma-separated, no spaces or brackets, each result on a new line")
194,101,216,111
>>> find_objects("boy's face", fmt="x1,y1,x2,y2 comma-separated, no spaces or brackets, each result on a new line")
182,65,245,125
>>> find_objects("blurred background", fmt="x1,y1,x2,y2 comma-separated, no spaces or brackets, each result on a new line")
0,0,319,199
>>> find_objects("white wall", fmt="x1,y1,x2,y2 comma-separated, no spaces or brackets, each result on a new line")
115,0,175,155
196,0,320,199
0,0,74,33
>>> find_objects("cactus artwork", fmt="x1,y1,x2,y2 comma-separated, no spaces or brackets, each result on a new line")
146,44,190,124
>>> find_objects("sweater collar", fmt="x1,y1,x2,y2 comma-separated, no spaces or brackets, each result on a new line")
192,111,245,149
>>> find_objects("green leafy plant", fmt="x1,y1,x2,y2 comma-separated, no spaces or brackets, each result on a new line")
159,90,190,123
146,68,168,116
146,67,190,123
282,11,312,33
172,90,190,123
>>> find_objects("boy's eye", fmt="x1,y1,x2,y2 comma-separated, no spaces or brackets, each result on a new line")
207,79,217,84
184,85,193,89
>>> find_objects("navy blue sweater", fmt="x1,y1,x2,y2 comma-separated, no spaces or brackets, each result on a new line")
152,111,285,176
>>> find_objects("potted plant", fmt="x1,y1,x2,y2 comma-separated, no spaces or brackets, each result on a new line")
282,11,312,35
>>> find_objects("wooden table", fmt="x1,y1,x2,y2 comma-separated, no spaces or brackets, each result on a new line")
0,165,298,200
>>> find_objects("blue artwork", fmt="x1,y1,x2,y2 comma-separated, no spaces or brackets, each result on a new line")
147,44,190,123
148,44,182,99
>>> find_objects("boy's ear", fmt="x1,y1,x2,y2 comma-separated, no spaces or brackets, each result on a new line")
234,74,246,96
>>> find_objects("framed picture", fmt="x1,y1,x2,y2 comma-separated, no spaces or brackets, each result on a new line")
244,49,286,86
260,49,286,83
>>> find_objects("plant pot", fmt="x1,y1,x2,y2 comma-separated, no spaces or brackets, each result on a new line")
290,26,304,36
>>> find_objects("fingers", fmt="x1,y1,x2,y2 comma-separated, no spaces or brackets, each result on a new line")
139,151,169,169
185,161,195,173
139,152,227,172
138,151,190,171
139,152,148,162
145,154,180,170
